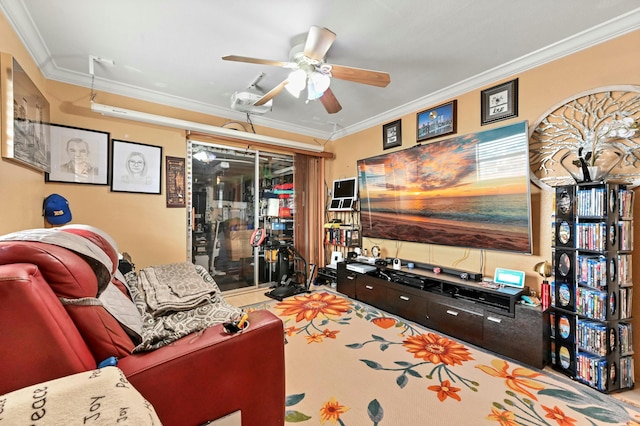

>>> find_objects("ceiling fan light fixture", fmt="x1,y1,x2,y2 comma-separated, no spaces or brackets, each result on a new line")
285,69,307,98
307,71,331,100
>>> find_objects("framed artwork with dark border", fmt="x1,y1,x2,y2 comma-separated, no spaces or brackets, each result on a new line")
45,124,110,185
481,78,518,125
417,100,457,142
382,119,402,149
111,139,162,194
1,53,50,172
165,156,186,207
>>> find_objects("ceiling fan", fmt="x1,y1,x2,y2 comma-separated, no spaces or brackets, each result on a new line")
222,26,391,114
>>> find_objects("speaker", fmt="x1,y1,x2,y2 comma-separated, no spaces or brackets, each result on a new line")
392,258,401,270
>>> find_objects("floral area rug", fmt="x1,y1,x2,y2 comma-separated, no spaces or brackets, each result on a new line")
245,289,640,425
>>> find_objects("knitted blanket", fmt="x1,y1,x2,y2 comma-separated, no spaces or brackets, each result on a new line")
129,264,242,352
138,261,215,317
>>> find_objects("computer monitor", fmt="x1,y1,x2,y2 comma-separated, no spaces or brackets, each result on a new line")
328,177,357,211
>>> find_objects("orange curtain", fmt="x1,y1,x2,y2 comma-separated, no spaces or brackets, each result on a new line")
294,153,324,273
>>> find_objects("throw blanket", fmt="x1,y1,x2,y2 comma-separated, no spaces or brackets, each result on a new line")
0,227,114,294
138,262,215,317
129,264,242,352
0,367,162,425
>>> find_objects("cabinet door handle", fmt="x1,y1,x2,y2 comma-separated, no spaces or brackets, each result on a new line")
399,295,409,301
487,316,502,324
446,309,459,316
365,285,373,290
347,275,355,280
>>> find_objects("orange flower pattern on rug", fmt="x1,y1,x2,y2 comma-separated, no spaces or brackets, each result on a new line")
371,316,396,329
428,379,462,402
487,407,518,426
476,359,544,400
403,333,473,366
255,291,640,424
276,292,351,322
541,405,577,426
274,292,351,343
319,397,350,424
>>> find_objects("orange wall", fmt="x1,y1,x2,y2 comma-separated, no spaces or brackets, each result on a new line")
326,30,640,290
0,11,317,268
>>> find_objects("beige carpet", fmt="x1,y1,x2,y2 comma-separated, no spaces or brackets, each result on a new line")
245,289,640,425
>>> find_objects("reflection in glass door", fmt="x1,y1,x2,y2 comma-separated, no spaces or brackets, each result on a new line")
188,141,294,292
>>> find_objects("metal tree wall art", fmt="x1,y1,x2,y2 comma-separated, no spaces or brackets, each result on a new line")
529,85,640,189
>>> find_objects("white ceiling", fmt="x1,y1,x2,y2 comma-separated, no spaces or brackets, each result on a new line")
1,0,639,141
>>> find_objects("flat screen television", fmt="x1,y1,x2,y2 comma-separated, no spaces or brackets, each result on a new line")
357,121,532,254
329,177,358,211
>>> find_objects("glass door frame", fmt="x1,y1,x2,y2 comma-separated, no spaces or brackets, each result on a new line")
187,139,294,292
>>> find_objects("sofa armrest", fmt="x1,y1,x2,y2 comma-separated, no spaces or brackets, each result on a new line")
0,263,96,395
117,310,285,426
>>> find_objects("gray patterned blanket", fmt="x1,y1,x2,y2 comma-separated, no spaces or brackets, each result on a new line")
138,261,215,317
128,263,242,352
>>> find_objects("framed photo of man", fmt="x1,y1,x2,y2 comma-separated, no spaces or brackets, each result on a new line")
45,124,109,185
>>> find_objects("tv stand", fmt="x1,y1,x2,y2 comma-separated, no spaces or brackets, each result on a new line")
336,261,549,369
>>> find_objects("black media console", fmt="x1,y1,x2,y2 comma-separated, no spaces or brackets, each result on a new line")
336,260,549,369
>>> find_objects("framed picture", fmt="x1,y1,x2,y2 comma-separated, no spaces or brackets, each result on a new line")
417,100,457,142
481,78,518,125
382,119,402,149
165,156,186,207
110,139,162,194
0,53,50,172
45,124,109,185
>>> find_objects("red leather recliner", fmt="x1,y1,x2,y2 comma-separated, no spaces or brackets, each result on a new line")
0,228,285,426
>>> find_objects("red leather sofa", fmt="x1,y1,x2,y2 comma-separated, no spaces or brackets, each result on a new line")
0,227,285,426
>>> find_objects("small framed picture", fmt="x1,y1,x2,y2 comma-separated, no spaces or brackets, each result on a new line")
111,139,162,194
45,124,110,185
165,156,186,207
481,78,518,125
417,100,457,142
382,119,402,150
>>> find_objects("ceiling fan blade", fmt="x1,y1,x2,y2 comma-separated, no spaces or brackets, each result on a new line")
254,80,288,106
304,26,336,61
222,55,289,68
319,88,342,114
330,64,390,87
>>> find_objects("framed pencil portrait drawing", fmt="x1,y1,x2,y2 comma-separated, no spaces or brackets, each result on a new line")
45,124,109,185
111,139,162,194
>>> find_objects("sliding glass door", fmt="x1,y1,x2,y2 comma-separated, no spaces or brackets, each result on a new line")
188,140,294,292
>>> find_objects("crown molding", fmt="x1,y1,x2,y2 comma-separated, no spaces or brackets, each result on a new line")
2,2,638,142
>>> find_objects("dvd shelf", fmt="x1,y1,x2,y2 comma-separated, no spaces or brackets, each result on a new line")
324,225,360,247
550,182,634,393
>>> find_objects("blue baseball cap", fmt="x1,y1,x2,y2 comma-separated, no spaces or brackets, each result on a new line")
43,194,72,225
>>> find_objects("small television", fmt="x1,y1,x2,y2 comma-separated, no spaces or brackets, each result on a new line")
328,177,358,211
